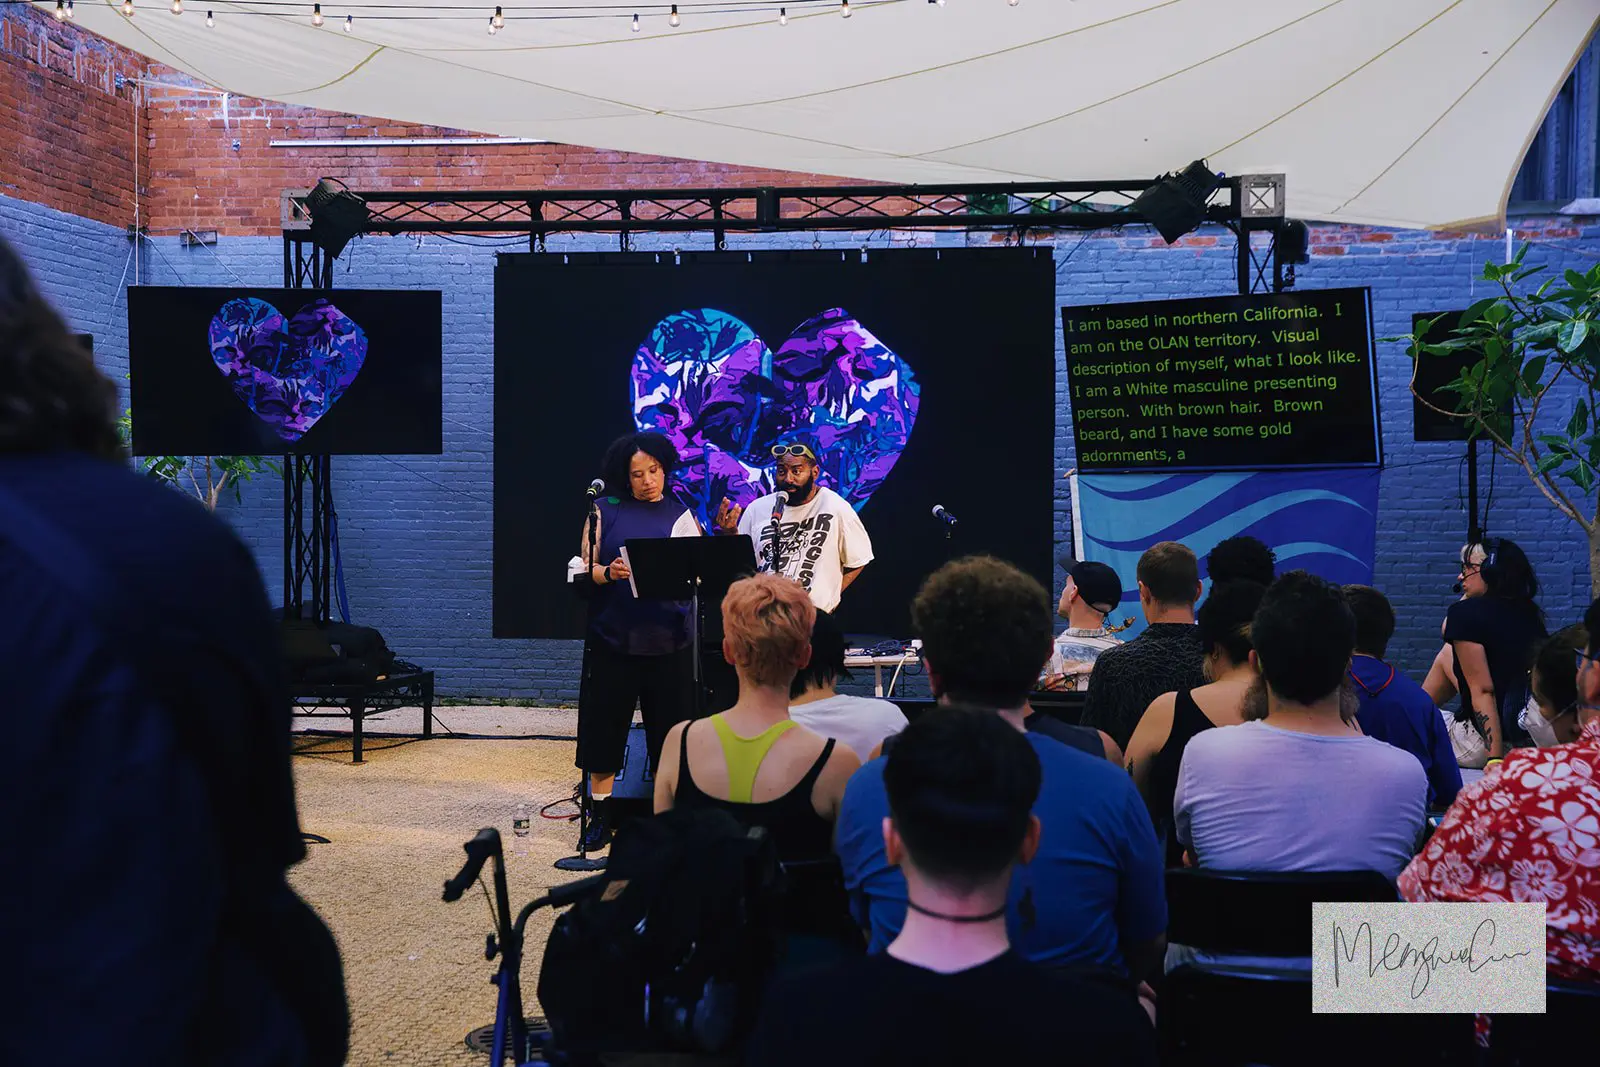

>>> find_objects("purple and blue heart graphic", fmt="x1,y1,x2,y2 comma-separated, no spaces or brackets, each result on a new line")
631,308,919,522
208,297,367,443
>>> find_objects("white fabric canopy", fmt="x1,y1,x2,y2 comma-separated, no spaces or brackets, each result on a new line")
57,0,1600,229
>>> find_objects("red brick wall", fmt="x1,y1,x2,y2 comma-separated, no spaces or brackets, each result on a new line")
1,7,144,227
1,7,834,237
137,71,839,236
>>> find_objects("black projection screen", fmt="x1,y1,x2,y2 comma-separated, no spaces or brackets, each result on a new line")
127,286,443,456
1064,287,1379,472
494,248,1057,639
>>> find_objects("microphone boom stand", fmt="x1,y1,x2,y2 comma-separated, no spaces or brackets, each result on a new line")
557,494,609,873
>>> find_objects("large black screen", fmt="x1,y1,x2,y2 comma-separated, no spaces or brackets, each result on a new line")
494,248,1057,639
1064,287,1379,471
128,286,443,456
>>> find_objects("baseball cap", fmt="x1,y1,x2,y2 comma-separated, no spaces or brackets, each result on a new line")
1057,556,1123,616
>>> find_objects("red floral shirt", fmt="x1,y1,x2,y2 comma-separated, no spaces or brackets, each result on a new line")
1399,719,1600,982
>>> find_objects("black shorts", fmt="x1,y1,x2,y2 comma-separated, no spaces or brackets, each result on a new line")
576,639,695,775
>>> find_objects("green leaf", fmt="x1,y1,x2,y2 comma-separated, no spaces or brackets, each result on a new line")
1459,298,1499,329
1573,463,1596,495
1536,452,1566,475
1521,355,1548,391
1570,399,1591,440
1568,269,1589,291
1483,303,1513,326
1559,319,1591,353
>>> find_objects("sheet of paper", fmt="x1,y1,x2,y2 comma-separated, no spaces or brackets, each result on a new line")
565,555,586,583
619,545,639,598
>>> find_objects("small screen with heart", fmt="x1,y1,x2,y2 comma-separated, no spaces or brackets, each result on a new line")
128,286,443,456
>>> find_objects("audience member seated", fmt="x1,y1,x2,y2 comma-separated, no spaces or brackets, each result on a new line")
1039,557,1124,692
835,557,1166,979
0,236,347,1065
1343,584,1462,808
1205,534,1277,587
1176,572,1428,883
1125,580,1266,860
746,707,1158,1067
787,610,907,761
1400,604,1600,984
655,574,861,949
1082,541,1206,751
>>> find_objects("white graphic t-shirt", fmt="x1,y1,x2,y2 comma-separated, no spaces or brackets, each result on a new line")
737,486,873,612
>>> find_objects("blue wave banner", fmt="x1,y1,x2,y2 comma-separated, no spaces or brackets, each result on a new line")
1071,469,1379,639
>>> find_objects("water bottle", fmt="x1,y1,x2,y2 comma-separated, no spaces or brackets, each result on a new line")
513,802,531,849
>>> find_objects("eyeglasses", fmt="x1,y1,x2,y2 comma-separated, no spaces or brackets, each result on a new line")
771,444,816,461
1575,648,1599,669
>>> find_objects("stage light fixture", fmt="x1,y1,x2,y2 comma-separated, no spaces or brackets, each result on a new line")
311,3,324,26
492,5,504,28
304,177,369,258
1131,160,1222,244
669,4,679,27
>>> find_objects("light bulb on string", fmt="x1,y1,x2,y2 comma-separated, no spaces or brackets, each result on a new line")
488,15,498,35
669,4,679,27
170,0,182,14
65,0,74,19
492,6,504,29
54,0,66,20
206,8,214,25
631,13,639,32
121,0,133,15
344,13,352,31
778,7,786,24
1009,0,1019,6
840,0,851,16
311,3,324,27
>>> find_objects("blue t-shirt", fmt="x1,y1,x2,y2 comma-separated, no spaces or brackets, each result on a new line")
835,730,1167,973
1349,656,1462,809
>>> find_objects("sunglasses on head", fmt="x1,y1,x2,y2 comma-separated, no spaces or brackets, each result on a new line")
771,444,816,461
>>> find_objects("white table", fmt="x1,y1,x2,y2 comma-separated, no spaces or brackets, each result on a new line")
844,650,918,698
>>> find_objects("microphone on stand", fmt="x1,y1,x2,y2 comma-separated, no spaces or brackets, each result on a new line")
585,478,605,500
931,504,959,527
768,496,786,572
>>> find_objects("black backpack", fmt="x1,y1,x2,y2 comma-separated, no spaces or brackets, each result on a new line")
537,807,782,1058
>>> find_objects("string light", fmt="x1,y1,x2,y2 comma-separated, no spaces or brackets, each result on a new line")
668,4,679,27
631,13,639,32
121,0,133,15
840,0,850,17
206,8,214,24
65,0,74,19
344,13,353,30
53,0,65,20
311,2,324,26
778,6,786,24
487,14,497,34
1009,0,1020,6
491,5,503,28
170,0,182,13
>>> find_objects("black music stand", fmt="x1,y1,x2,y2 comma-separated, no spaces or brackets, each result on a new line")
626,534,758,718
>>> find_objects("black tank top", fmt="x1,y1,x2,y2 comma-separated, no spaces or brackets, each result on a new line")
673,721,837,863
1145,689,1217,865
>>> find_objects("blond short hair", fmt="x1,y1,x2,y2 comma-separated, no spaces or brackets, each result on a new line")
721,573,816,688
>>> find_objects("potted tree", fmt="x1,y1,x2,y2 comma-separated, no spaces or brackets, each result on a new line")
1401,246,1600,595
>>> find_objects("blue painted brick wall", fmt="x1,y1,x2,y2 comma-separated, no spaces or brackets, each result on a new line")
7,191,1599,699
